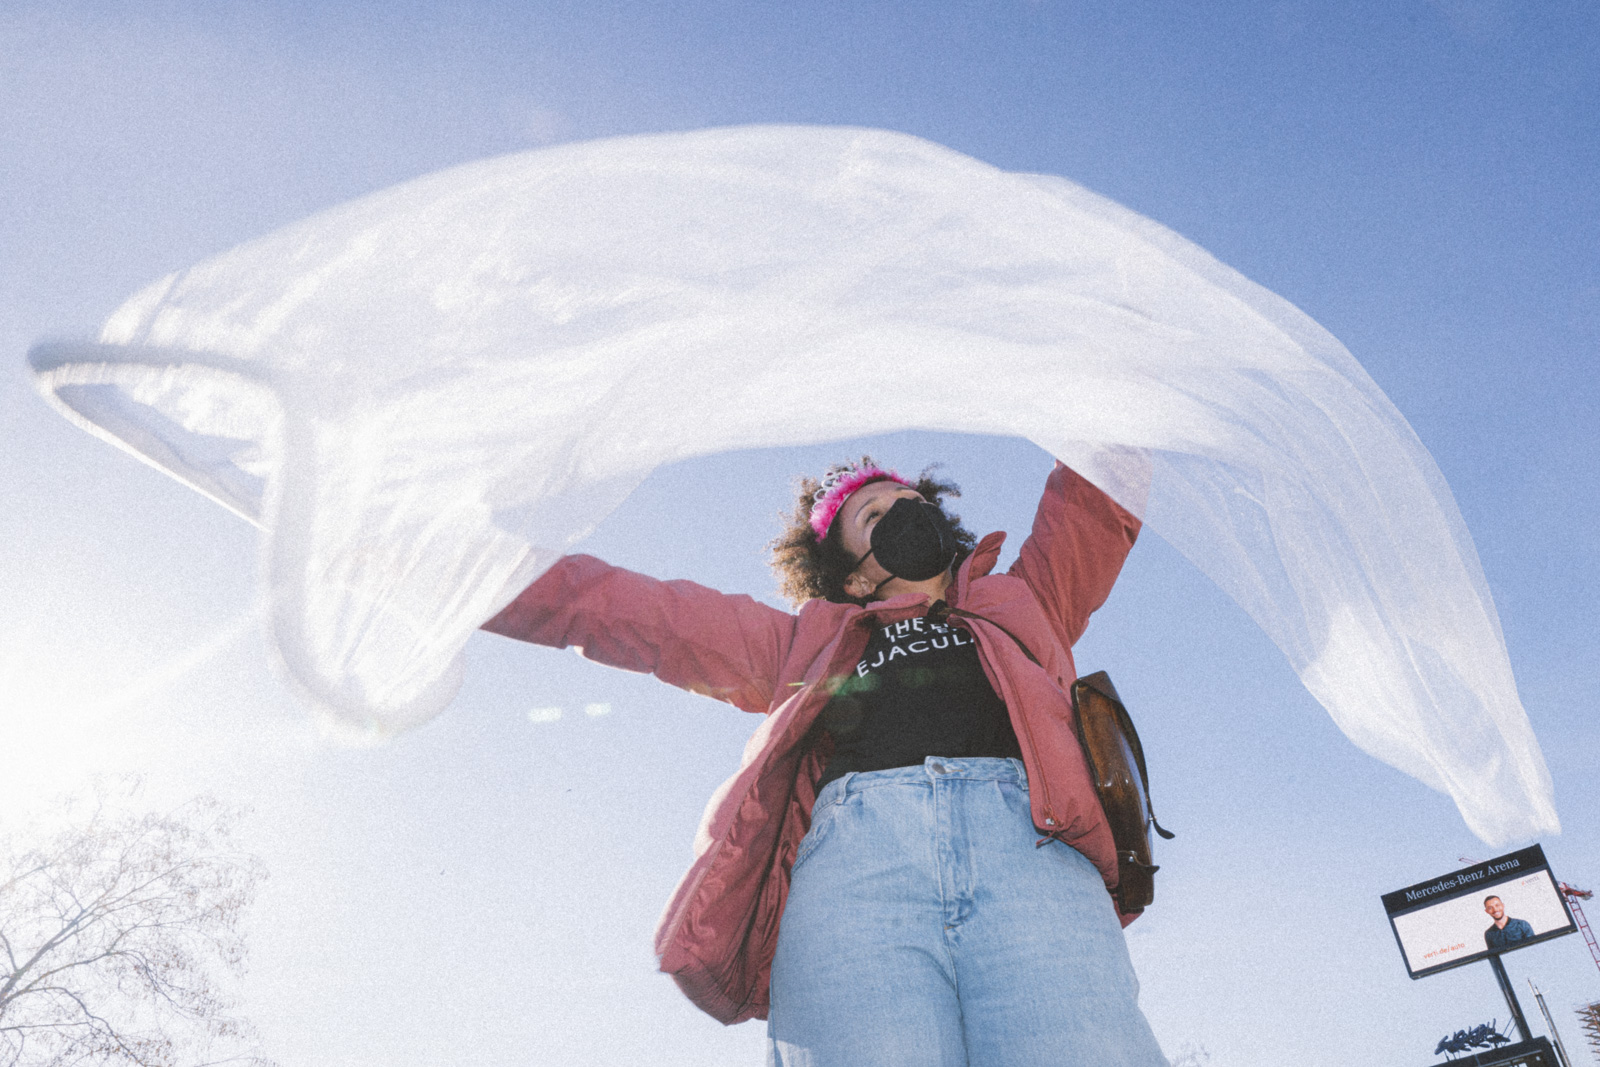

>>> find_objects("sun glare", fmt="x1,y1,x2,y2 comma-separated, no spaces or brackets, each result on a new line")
0,605,264,815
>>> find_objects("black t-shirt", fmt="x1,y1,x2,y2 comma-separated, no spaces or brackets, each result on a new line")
816,612,1021,790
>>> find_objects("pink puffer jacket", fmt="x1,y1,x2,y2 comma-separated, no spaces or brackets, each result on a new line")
484,462,1141,1024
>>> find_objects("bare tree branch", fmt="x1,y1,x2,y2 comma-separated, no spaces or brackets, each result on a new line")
0,780,275,1067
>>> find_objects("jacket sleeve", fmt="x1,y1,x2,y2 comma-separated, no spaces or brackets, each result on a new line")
481,554,795,715
1008,461,1142,651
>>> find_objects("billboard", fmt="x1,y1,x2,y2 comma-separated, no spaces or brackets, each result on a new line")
1382,845,1576,980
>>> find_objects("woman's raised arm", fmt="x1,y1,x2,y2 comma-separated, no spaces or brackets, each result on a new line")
1008,461,1143,652
482,553,796,714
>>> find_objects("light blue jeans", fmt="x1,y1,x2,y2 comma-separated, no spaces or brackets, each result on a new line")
767,758,1167,1067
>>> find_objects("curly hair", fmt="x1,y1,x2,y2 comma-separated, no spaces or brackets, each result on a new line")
769,456,978,608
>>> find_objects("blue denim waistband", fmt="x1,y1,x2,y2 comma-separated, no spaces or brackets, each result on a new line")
820,756,1028,806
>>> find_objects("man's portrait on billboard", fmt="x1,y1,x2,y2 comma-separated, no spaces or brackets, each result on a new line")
1483,895,1536,951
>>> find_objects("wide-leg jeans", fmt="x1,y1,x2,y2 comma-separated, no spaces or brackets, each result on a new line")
766,757,1168,1067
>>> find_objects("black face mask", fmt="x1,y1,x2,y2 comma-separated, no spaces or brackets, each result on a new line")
858,497,959,585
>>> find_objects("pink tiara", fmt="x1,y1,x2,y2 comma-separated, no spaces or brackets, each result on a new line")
809,463,912,540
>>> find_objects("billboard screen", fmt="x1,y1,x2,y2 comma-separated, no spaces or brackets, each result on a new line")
1382,845,1576,980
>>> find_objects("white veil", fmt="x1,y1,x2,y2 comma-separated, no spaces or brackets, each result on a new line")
29,125,1557,845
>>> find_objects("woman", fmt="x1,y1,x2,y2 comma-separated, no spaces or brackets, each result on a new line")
484,457,1166,1066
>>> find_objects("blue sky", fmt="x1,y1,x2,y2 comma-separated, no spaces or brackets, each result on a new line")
3,2,1597,1064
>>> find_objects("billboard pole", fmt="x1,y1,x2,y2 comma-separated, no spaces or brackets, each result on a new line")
1488,954,1533,1042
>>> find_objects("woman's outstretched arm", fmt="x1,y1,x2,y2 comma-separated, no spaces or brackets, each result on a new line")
1008,461,1143,652
483,554,796,714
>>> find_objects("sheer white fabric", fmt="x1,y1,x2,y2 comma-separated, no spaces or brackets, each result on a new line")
30,126,1556,844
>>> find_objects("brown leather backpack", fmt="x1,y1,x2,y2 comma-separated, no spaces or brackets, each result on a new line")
1070,671,1173,915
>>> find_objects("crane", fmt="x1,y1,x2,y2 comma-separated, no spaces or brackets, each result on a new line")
1560,883,1599,978
1559,883,1600,1062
